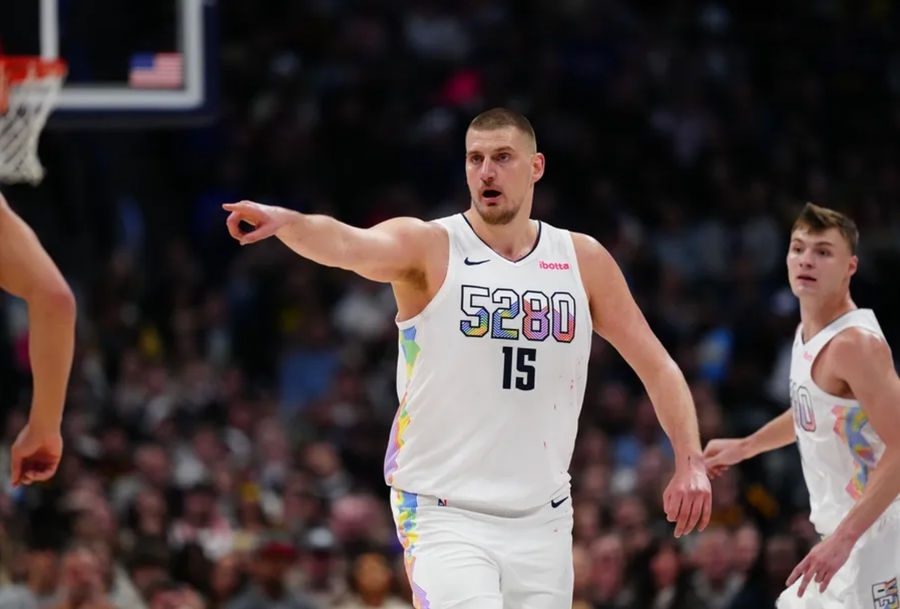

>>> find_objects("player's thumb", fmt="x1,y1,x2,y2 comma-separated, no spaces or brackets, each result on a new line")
704,451,725,468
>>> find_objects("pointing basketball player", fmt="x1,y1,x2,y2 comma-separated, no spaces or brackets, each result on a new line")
0,190,76,486
224,108,711,608
704,203,900,608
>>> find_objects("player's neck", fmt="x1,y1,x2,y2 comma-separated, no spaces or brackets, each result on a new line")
799,292,856,340
464,208,539,260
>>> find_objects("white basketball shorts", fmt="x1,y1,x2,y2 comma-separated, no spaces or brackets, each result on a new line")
777,510,900,609
390,488,574,609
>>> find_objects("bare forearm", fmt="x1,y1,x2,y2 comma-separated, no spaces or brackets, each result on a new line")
645,361,702,460
27,288,76,429
742,409,796,458
834,446,900,543
273,210,363,270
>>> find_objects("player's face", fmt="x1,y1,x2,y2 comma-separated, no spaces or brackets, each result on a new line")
465,127,544,225
786,227,857,300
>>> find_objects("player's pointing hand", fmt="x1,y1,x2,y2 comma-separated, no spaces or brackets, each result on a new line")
223,201,290,245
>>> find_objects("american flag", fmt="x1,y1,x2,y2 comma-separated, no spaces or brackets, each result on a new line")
128,53,183,89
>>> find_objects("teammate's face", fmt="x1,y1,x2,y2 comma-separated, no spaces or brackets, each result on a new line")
786,227,857,299
465,126,544,225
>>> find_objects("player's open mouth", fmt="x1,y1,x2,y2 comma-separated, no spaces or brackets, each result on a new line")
482,189,502,202
797,274,816,282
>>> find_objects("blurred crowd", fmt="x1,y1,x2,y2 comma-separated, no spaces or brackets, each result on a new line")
2,1,900,608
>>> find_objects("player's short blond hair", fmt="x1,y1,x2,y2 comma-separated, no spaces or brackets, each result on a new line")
468,108,536,151
792,202,859,254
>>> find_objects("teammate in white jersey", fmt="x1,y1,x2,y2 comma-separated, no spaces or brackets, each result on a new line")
704,203,900,608
224,108,711,608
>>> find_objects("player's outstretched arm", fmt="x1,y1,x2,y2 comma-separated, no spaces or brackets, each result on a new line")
0,191,75,486
572,233,711,537
787,329,900,597
703,409,796,478
223,201,439,284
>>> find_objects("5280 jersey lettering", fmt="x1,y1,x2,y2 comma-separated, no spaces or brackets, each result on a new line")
459,285,577,390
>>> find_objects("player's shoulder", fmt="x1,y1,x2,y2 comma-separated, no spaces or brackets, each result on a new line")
828,326,891,368
376,216,447,243
569,232,616,268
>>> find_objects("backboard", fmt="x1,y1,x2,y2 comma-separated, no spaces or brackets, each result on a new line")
0,0,218,127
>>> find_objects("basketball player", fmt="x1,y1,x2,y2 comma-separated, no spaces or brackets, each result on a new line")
224,108,711,608
0,190,76,486
704,203,900,608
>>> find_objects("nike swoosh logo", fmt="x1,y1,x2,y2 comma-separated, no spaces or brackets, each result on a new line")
550,496,569,508
464,257,490,266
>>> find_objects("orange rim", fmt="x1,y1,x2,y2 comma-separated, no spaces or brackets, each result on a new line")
0,56,67,113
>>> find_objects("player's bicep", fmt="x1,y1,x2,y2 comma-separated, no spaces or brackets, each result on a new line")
343,217,439,284
839,333,900,446
573,234,673,375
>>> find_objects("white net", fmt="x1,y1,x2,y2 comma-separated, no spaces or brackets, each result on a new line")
0,67,64,185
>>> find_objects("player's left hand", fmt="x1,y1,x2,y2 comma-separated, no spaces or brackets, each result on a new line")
663,454,712,537
10,421,63,486
786,532,855,597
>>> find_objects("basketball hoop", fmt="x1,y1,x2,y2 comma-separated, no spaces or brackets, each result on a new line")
0,56,66,185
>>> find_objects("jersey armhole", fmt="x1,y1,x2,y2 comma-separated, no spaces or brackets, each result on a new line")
396,219,456,329
564,230,595,324
808,324,885,403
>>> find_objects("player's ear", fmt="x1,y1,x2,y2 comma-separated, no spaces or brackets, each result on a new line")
848,255,858,277
532,153,545,183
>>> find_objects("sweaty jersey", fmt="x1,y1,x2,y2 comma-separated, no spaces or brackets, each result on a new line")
383,213,592,511
790,309,899,535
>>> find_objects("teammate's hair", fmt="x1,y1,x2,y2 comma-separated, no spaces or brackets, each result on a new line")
792,202,859,254
468,108,537,150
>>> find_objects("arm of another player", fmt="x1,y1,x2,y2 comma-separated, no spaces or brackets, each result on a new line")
703,409,796,478
788,329,900,597
572,233,711,537
223,201,439,284
0,192,76,486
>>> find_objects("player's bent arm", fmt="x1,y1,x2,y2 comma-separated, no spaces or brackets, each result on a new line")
572,233,702,461
741,409,797,458
0,193,76,430
829,330,900,545
225,202,440,284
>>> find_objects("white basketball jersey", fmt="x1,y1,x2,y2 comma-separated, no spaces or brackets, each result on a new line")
383,214,592,511
789,309,899,535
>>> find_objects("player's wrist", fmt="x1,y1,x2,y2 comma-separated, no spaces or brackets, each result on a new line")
672,447,704,470
831,521,863,546
26,410,62,434
737,436,756,460
273,207,305,237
